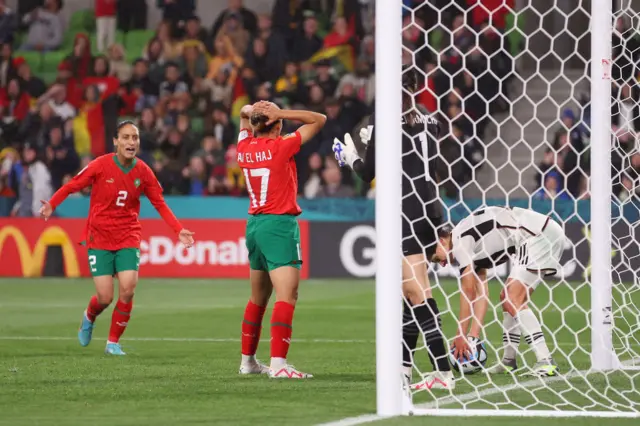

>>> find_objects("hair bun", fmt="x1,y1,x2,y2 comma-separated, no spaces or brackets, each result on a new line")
250,113,269,132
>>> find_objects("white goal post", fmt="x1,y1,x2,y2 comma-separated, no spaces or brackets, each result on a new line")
375,0,640,419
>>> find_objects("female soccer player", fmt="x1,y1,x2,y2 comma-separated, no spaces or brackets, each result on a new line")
332,67,454,390
39,121,195,356
236,101,326,379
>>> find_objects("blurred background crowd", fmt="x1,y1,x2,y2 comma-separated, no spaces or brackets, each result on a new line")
0,0,638,218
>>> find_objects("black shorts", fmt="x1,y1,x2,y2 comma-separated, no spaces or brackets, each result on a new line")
402,215,442,257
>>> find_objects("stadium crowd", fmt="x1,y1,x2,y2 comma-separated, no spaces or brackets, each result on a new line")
0,0,521,217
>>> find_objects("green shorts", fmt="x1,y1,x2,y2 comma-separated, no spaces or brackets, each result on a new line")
87,248,140,277
246,215,302,272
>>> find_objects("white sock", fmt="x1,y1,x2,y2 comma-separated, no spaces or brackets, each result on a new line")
502,312,521,360
241,354,256,365
517,309,551,362
270,357,287,369
401,365,412,379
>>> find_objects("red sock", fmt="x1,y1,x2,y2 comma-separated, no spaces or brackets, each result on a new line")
86,295,108,323
242,301,267,356
108,299,133,343
270,301,295,359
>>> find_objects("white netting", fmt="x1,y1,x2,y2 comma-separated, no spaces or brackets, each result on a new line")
399,0,640,416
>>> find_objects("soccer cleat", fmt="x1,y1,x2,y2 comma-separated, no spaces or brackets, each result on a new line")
411,371,456,391
268,364,313,379
78,311,94,347
486,358,518,374
104,342,126,356
520,359,559,377
239,359,269,375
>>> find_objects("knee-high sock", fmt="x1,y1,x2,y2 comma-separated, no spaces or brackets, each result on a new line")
404,299,450,372
402,300,419,371
108,299,133,343
241,301,266,358
517,309,551,362
502,312,521,360
270,301,294,368
86,295,108,323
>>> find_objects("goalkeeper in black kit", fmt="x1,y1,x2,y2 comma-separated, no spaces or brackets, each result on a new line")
332,66,454,391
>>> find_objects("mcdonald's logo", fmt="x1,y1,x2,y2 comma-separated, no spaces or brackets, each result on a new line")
0,226,80,277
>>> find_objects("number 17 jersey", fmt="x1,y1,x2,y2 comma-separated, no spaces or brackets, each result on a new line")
237,129,302,216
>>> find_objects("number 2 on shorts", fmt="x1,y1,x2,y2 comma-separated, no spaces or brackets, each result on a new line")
244,168,270,208
89,255,97,272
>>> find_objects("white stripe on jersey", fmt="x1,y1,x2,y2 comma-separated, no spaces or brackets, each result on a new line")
451,207,550,270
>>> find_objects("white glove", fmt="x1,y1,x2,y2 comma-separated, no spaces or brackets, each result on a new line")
332,138,347,167
359,125,373,146
332,133,360,168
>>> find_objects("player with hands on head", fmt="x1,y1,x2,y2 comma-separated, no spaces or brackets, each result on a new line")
40,121,194,356
333,66,454,391
431,206,562,377
236,101,326,379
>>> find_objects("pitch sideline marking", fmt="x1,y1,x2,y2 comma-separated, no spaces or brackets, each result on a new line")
316,359,640,426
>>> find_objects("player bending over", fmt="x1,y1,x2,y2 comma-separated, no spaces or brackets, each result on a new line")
39,121,194,355
237,101,326,379
431,206,562,377
332,67,453,390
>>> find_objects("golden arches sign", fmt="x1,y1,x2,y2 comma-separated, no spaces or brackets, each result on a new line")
0,226,80,277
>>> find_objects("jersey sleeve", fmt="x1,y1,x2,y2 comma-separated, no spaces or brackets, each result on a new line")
352,114,376,182
452,233,475,270
278,131,302,158
238,128,252,144
142,165,183,234
49,159,98,210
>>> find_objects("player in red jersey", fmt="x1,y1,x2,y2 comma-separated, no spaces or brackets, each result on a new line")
237,101,326,379
39,121,194,355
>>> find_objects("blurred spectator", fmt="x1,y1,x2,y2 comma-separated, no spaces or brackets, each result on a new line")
256,13,287,72
207,35,243,86
20,0,63,52
178,43,208,88
206,104,236,148
224,144,245,195
292,12,322,62
194,135,225,171
95,0,117,52
336,82,367,131
312,60,338,100
176,112,198,155
302,152,323,198
533,171,571,201
243,38,281,98
64,34,93,81
202,69,233,107
158,62,189,116
124,59,160,114
323,16,356,60
38,84,75,121
16,60,46,98
183,16,208,47
0,146,18,216
18,102,62,150
155,20,180,61
358,35,374,70
466,0,513,30
335,59,374,105
315,158,354,198
0,78,30,122
143,38,167,85
206,163,228,195
108,44,133,82
271,0,305,47
617,170,638,203
211,0,258,41
535,129,585,198
0,0,16,45
275,61,299,102
45,125,79,190
12,144,52,217
306,83,325,113
316,97,347,154
157,0,196,37
181,155,207,195
137,107,164,159
0,42,17,87
217,12,250,57
117,0,147,32
612,83,639,137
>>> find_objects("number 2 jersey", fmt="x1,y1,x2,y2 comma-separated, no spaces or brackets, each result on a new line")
49,153,183,250
237,129,302,216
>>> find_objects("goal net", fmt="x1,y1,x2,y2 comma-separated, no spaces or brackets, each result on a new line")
376,0,640,418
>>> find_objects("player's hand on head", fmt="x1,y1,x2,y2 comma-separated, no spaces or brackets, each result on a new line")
39,200,52,221
178,229,195,248
252,101,281,125
451,335,472,361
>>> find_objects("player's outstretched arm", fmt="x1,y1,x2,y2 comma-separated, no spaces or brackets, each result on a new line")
42,162,98,220
332,114,375,182
468,268,489,339
452,265,477,360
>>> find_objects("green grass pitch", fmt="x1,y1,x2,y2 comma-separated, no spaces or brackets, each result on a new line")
0,278,639,426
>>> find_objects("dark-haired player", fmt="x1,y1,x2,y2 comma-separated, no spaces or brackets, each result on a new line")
39,121,195,356
431,206,562,377
236,101,326,379
333,67,453,390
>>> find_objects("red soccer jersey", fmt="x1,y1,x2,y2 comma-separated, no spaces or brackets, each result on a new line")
237,129,302,216
49,154,183,250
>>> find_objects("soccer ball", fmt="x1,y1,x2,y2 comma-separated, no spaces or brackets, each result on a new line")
449,337,488,375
